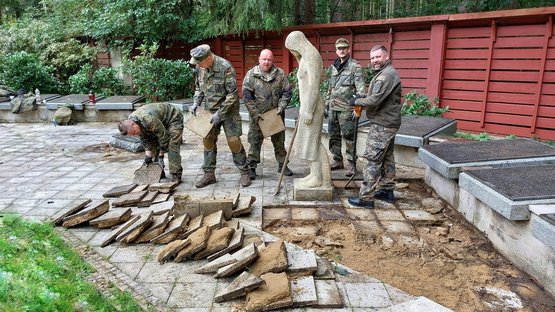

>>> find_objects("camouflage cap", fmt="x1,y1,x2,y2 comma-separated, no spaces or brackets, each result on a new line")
335,38,349,48
189,44,211,65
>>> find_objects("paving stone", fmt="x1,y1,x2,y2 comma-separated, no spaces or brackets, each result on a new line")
215,243,259,278
152,192,171,204
116,211,153,243
109,244,154,263
250,240,288,276
207,227,245,261
167,282,217,309
102,183,137,198
202,210,224,230
135,260,182,283
134,164,163,185
374,209,405,221
232,195,256,217
403,210,442,225
377,296,452,311
195,253,238,274
131,184,149,193
193,227,236,260
291,208,319,220
51,199,92,225
174,225,211,262
381,221,415,234
149,181,178,194
150,199,175,215
286,249,318,274
199,198,234,220
343,282,392,308
314,257,336,280
315,279,344,308
319,206,348,220
112,191,148,207
134,212,171,243
89,208,132,228
62,200,109,227
137,191,159,207
245,272,293,311
150,213,190,244
178,214,203,239
214,271,264,303
185,106,216,138
100,215,141,247
346,208,377,221
157,239,191,263
263,208,291,220
291,276,318,307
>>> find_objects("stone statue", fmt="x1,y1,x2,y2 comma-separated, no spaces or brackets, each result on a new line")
285,31,331,189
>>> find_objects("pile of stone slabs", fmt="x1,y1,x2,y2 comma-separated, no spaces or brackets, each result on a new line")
459,164,555,221
419,138,555,179
394,115,457,148
46,94,103,111
95,95,144,110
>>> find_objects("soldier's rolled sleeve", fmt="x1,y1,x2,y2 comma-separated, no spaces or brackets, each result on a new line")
219,67,239,117
354,65,366,97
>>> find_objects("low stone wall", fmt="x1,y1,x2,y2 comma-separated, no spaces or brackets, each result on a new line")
0,104,133,123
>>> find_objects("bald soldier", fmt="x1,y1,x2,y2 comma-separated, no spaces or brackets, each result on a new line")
242,49,293,180
118,103,184,184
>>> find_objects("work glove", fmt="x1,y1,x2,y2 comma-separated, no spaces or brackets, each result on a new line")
191,103,199,116
210,111,222,124
253,114,264,123
157,155,165,168
144,156,153,166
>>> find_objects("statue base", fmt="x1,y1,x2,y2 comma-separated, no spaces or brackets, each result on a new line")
293,178,333,201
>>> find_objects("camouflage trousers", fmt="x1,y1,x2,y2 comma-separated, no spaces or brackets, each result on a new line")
247,116,286,168
202,115,249,173
148,127,183,176
328,110,356,162
359,123,397,199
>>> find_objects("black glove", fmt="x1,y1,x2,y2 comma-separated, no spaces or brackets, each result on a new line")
191,103,199,116
144,156,153,165
210,111,222,124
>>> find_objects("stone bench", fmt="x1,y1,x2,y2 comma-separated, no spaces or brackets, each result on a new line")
95,95,145,110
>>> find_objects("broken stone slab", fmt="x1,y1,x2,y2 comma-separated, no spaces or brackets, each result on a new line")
195,253,237,274
214,243,259,278
207,226,245,261
176,214,203,240
199,198,234,220
152,192,171,204
377,296,452,311
62,200,110,227
193,226,235,260
131,184,149,193
137,190,159,207
116,211,153,243
134,163,163,185
111,191,148,207
250,240,288,276
148,181,178,194
291,276,318,307
314,257,335,280
100,215,141,247
232,195,256,217
202,210,224,230
150,213,189,244
226,219,240,230
242,233,265,248
245,272,293,311
89,208,132,228
286,249,318,275
403,210,442,226
314,279,343,308
214,271,264,303
157,238,191,264
150,199,175,215
134,212,171,243
51,199,92,225
103,184,137,198
174,225,211,262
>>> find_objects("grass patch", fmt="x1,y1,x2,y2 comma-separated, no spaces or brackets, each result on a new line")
0,214,144,311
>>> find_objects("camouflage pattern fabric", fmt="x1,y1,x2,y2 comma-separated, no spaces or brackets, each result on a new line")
202,115,248,173
326,57,365,112
328,110,356,162
359,124,398,199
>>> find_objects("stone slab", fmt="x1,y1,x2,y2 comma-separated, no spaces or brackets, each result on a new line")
149,200,175,215
167,98,194,111
395,115,457,147
232,195,256,217
198,198,233,220
195,253,237,274
202,210,224,230
403,210,441,225
377,296,452,311
259,108,285,138
134,212,171,243
314,279,343,308
134,164,163,185
314,257,335,280
245,272,293,311
89,208,132,228
100,215,141,247
103,183,137,198
185,106,215,138
291,276,318,307
150,213,189,244
207,226,244,261
137,191,159,207
46,94,89,110
529,204,555,216
193,226,235,260
62,200,110,227
110,134,144,153
148,181,178,194
116,211,153,243
111,190,148,207
95,95,144,110
157,239,190,263
286,249,318,274
174,225,211,262
215,243,259,278
51,199,92,225
214,271,264,302
131,185,149,192
152,192,171,204
250,240,288,276
532,216,555,251
177,214,203,239
293,179,333,201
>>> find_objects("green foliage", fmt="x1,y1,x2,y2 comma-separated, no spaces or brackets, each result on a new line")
362,65,374,85
0,214,143,311
0,19,58,56
0,51,60,93
68,64,127,96
40,39,97,86
123,42,194,101
401,90,448,117
454,131,493,141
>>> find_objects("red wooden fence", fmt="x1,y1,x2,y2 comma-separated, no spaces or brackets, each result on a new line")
151,7,555,140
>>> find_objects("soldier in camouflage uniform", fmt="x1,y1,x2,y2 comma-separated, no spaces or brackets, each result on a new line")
242,49,293,180
325,38,366,177
189,44,251,188
348,45,402,209
118,103,184,183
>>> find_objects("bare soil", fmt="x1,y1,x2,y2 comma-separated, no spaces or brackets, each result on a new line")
265,173,555,311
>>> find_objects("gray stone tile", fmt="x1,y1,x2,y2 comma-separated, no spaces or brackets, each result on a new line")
135,261,182,283
144,282,174,304
93,246,117,259
291,207,319,220
374,210,405,221
167,282,217,308
381,221,415,234
384,284,415,305
110,245,154,263
343,282,392,308
112,262,144,280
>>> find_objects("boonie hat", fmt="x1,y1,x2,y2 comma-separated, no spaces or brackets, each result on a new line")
189,44,211,65
335,38,349,48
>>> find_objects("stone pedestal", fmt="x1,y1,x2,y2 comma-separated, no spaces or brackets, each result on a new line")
293,178,333,201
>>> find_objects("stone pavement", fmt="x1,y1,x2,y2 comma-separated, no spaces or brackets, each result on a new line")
0,122,451,311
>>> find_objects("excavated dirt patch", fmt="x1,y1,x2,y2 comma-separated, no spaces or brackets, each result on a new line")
76,143,135,162
265,177,555,312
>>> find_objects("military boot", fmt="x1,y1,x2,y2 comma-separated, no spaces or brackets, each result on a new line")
348,197,375,209
171,174,182,185
240,172,251,187
374,189,395,203
330,159,344,170
345,161,356,177
196,172,216,188
278,162,293,176
248,167,256,180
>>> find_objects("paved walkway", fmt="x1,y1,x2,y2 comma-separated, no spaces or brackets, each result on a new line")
0,122,451,311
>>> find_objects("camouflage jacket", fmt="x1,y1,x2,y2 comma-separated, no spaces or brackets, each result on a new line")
129,103,183,152
193,55,240,120
242,65,292,116
326,56,366,111
356,62,402,128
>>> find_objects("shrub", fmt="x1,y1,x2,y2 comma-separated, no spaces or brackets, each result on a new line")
40,39,97,88
68,64,126,96
0,52,60,93
123,43,193,102
401,90,448,117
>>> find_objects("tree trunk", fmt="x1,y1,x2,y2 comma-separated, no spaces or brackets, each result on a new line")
304,0,315,25
294,0,302,25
